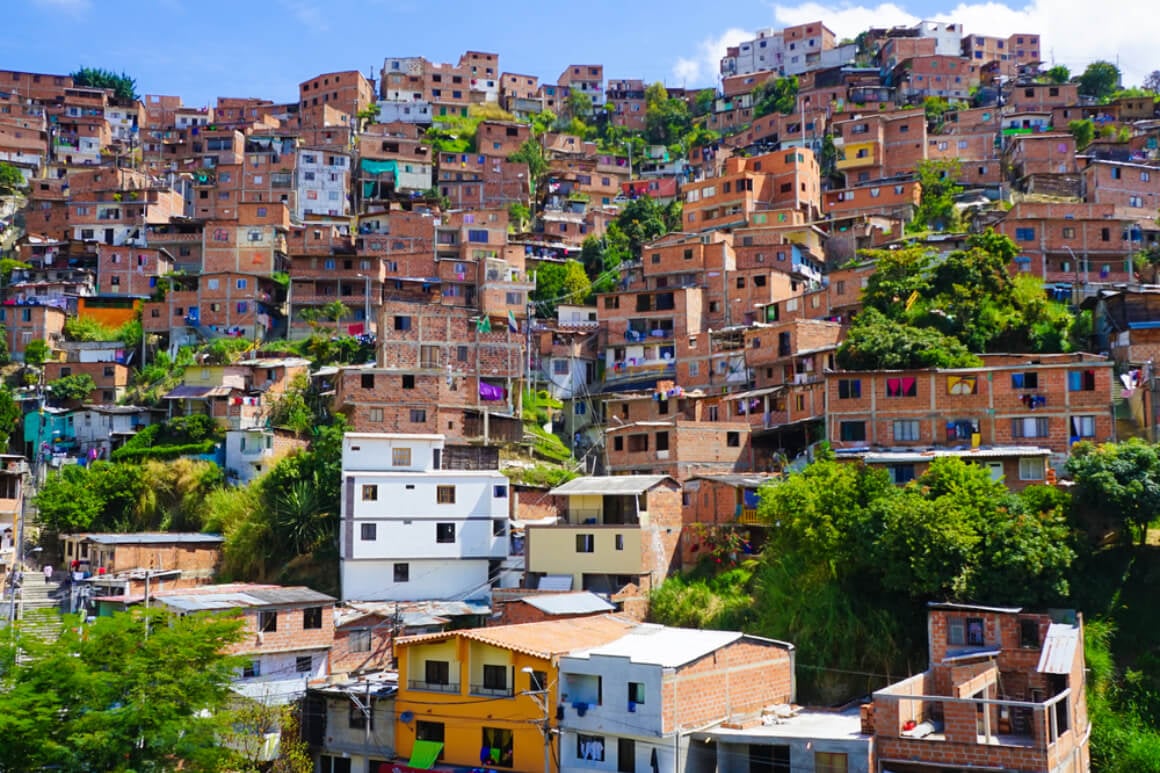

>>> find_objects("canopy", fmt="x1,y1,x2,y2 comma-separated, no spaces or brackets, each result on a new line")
408,740,444,770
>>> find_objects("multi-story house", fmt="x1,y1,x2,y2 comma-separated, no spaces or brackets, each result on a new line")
872,603,1089,773
606,79,648,131
95,244,173,296
682,148,821,231
825,353,1115,482
44,359,132,405
998,202,1134,285
1,302,65,361
833,109,927,186
356,123,434,202
59,532,223,594
1081,159,1160,215
0,455,28,577
525,475,682,614
392,615,637,773
70,404,156,458
558,65,604,110
962,32,1042,76
557,625,795,773
893,55,980,101
823,179,921,222
338,432,511,602
499,72,542,115
304,673,398,773
284,222,379,338
296,147,351,220
297,70,375,122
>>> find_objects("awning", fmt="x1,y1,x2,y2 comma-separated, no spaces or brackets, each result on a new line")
408,740,444,770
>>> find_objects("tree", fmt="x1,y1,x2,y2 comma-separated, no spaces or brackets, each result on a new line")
753,75,799,118
1046,65,1071,85
321,299,350,336
615,196,672,258
1078,61,1122,102
836,308,982,370
0,388,18,449
0,607,244,771
69,66,138,102
643,82,693,147
693,88,716,117
46,373,96,405
22,338,48,367
1065,439,1160,544
508,138,547,202
35,461,146,533
0,162,24,193
565,90,593,119
532,259,590,316
1069,118,1096,150
912,158,963,231
1144,70,1160,94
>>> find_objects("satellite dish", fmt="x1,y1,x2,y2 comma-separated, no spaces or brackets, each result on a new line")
399,711,414,723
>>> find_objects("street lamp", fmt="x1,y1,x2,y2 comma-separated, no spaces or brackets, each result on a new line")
521,666,555,773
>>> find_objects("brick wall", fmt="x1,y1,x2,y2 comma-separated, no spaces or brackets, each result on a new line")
331,617,394,675
230,602,336,658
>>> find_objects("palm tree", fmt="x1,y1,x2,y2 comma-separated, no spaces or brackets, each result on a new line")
321,300,350,337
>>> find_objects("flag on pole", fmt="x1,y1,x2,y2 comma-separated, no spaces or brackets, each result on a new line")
476,315,491,333
508,309,520,333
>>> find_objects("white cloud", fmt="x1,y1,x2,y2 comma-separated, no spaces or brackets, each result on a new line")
671,27,752,86
282,0,328,31
679,1,1153,88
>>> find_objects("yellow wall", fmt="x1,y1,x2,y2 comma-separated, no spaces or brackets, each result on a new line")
396,637,558,773
183,365,227,387
525,525,642,588
836,141,877,170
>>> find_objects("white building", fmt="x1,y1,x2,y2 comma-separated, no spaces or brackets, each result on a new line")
722,28,785,77
224,427,276,485
72,405,156,459
917,20,963,57
296,148,351,220
377,100,433,124
339,433,511,602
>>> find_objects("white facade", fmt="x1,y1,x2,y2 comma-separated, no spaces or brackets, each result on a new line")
726,28,785,77
72,406,154,458
377,100,433,124
225,427,276,485
105,107,138,143
917,20,964,57
297,149,351,220
340,433,511,602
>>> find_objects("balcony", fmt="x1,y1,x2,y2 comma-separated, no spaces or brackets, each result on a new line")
470,684,514,698
604,359,675,386
408,680,460,694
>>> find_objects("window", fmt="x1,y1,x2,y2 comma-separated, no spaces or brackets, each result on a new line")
815,752,848,773
361,484,378,501
655,431,669,451
258,610,277,633
1012,417,1050,438
493,484,508,499
392,447,411,466
890,464,917,484
1070,415,1096,439
349,629,371,652
628,681,646,705
296,655,313,674
1014,227,1035,241
425,660,450,686
481,727,514,768
369,407,383,422
360,523,377,541
618,738,636,773
402,375,415,389
437,485,456,504
410,408,427,423
361,373,375,389
1068,370,1096,391
416,721,445,758
893,420,920,442
242,660,260,678
348,699,372,730
303,607,323,629
493,518,507,537
613,436,623,452
394,562,409,582
885,377,917,397
393,315,412,331
576,534,595,552
838,379,861,399
839,421,866,442
1020,619,1041,648
726,432,740,447
1011,372,1038,390
436,523,456,543
577,735,606,762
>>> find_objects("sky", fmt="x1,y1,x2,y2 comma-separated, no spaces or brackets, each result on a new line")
5,0,1154,107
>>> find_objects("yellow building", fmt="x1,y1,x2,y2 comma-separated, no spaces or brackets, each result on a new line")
394,615,637,772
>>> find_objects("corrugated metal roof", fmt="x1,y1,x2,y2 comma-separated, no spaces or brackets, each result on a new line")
537,575,574,591
566,624,744,668
1037,623,1080,675
81,532,224,546
154,584,335,611
849,446,1053,464
550,475,673,496
687,474,778,488
163,384,235,399
522,592,615,616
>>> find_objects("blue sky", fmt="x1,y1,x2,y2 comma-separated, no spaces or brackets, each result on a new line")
5,0,1148,107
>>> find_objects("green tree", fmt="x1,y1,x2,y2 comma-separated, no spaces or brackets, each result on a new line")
693,88,716,117
1078,61,1122,102
1065,439,1160,545
912,158,963,231
0,388,18,449
532,259,591,316
46,373,96,405
566,90,593,119
615,196,672,258
1144,70,1160,93
0,607,244,772
1069,118,1096,150
0,162,24,193
860,245,934,317
22,338,48,367
753,75,799,118
836,308,981,370
508,137,548,202
69,66,139,102
643,82,693,146
35,461,146,533
1046,65,1071,84
321,299,350,335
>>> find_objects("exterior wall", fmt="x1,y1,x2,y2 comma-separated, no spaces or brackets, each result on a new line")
394,637,557,773
331,616,394,675
44,361,131,404
315,692,396,768
825,355,1115,456
61,538,221,586
341,558,491,603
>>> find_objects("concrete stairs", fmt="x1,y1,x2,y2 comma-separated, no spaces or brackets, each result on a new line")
15,578,64,643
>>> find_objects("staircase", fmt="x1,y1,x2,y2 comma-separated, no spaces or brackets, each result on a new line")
15,578,64,642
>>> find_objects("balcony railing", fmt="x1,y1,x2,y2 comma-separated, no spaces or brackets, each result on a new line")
408,680,460,694
470,684,514,698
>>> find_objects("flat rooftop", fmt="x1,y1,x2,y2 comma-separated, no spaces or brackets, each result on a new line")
702,707,870,743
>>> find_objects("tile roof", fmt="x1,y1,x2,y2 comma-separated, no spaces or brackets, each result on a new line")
396,614,638,659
